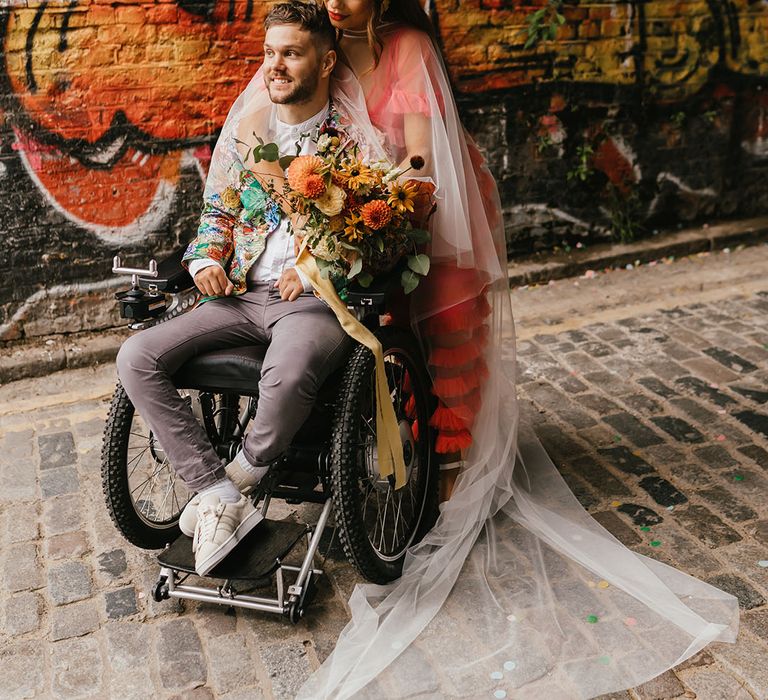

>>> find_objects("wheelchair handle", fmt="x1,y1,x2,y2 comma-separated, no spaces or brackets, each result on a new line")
112,256,158,289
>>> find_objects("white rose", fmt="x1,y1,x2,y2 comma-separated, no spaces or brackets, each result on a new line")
315,184,346,217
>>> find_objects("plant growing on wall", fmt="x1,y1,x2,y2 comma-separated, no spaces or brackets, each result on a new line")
521,0,566,49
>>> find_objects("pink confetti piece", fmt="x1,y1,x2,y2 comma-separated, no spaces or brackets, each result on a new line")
624,617,637,626
716,434,726,442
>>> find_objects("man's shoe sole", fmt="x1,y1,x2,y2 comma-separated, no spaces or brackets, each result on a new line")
194,507,264,576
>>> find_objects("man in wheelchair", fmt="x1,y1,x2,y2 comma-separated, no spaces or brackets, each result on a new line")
117,3,351,576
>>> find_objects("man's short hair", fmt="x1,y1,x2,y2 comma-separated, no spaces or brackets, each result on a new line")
264,2,336,55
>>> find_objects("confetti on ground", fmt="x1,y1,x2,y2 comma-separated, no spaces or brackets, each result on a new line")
758,561,768,568
709,383,719,389
613,435,622,442
586,615,599,624
490,671,503,680
584,270,597,279
611,500,622,507
494,691,507,699
507,614,518,623
734,474,744,482
650,540,662,547
717,409,727,414
716,434,727,441
666,505,675,511
598,656,611,665
597,580,610,589
503,661,517,671
624,617,637,626
640,526,651,532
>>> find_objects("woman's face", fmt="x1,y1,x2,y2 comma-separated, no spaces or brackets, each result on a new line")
325,0,375,32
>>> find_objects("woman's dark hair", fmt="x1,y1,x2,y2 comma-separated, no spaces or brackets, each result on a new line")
265,1,337,54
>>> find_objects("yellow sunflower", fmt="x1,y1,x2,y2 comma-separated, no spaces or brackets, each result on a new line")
387,180,419,214
338,159,376,191
343,212,367,242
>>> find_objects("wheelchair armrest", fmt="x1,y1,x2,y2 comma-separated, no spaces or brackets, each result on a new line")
138,247,194,293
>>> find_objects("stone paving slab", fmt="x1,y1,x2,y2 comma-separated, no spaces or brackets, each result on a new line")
1,248,768,699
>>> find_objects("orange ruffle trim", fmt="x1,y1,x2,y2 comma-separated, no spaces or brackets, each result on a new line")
423,294,491,335
436,429,473,454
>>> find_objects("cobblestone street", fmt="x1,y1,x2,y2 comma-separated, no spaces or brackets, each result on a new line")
1,243,767,699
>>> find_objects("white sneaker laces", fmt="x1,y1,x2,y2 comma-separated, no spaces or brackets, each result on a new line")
193,502,225,551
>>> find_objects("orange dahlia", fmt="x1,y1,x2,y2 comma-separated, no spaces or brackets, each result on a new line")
360,199,392,230
287,155,327,198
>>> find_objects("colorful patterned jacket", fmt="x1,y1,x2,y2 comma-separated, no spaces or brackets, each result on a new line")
182,104,343,296
181,168,282,297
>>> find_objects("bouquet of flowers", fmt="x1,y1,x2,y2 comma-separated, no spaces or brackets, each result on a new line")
241,121,435,298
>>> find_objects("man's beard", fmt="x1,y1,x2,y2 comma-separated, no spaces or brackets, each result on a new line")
267,72,319,105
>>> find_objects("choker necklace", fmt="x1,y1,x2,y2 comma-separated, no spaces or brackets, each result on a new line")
342,21,396,39
342,28,368,38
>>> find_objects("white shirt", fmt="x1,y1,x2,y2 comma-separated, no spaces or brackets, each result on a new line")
189,102,330,292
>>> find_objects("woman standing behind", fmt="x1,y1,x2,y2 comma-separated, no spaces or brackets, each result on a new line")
328,0,507,497
299,2,738,699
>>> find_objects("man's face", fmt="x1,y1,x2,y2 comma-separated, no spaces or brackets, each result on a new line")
263,24,325,105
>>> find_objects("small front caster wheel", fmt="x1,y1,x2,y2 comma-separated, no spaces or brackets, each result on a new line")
152,576,169,602
287,599,303,625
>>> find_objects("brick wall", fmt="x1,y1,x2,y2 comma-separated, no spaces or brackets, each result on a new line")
1,1,767,340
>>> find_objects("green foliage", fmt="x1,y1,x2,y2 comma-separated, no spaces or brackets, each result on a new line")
671,111,687,129
521,1,566,49
407,254,430,276
401,269,420,294
605,184,645,244
567,144,595,182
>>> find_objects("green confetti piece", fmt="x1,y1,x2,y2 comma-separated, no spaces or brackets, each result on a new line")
650,540,662,547
640,526,651,532
733,474,744,481
598,655,611,665
586,615,599,624
613,435,622,443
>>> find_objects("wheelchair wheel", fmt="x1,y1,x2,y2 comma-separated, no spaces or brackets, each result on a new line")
331,326,439,584
101,382,243,549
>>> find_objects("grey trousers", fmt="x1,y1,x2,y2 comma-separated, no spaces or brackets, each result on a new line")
116,283,351,491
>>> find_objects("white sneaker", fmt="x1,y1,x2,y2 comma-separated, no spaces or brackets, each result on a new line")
179,495,201,538
193,494,263,576
180,458,267,538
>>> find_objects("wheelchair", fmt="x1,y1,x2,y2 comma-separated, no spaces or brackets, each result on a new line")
102,249,439,623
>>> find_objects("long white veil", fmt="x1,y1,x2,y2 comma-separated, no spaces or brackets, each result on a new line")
204,37,738,699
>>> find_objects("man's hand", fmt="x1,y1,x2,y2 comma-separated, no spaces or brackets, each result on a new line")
194,266,234,297
293,232,305,258
275,268,304,302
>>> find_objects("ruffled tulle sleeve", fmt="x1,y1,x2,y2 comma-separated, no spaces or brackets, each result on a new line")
387,30,436,118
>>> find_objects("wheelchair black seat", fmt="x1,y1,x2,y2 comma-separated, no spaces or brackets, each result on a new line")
172,345,266,395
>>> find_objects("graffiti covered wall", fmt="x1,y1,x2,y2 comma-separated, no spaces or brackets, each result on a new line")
1,1,767,340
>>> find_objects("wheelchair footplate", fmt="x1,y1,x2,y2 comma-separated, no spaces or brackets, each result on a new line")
153,498,333,624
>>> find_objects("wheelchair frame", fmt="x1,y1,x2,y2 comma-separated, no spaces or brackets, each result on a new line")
105,251,439,623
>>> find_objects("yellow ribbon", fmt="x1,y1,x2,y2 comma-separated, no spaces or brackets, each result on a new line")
295,243,407,489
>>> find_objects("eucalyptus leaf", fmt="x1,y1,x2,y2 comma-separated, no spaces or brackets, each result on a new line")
279,155,296,169
356,272,373,288
375,236,384,252
261,143,279,161
348,257,363,278
407,254,430,276
401,269,419,294
409,227,430,244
